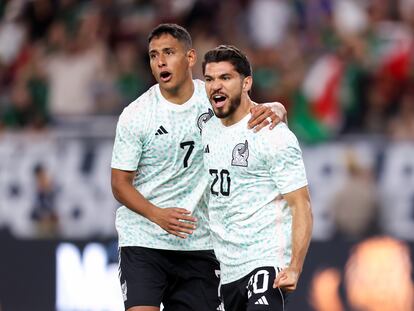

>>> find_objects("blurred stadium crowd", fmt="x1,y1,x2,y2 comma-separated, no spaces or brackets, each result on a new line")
0,0,413,143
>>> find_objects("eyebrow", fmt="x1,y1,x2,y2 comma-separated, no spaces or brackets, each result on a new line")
204,73,234,79
149,47,176,54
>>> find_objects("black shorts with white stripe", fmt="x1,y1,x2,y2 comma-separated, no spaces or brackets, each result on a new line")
221,266,289,311
118,246,222,310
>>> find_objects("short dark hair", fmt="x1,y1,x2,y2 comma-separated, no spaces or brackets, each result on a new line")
202,45,252,77
148,23,192,50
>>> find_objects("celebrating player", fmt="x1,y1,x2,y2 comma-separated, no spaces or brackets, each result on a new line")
202,45,313,311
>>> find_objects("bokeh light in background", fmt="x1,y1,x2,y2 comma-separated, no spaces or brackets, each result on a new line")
0,0,413,310
345,237,413,311
310,236,414,311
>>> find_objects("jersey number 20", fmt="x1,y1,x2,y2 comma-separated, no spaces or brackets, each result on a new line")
209,169,231,196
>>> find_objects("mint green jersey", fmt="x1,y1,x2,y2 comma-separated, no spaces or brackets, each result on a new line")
111,79,215,250
202,114,308,284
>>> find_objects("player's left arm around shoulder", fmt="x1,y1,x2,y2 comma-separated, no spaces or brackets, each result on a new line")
248,102,287,132
274,186,313,291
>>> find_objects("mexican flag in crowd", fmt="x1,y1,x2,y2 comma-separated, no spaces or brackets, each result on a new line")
290,22,413,144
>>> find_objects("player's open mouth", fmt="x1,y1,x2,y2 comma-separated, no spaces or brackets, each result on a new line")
160,71,172,82
212,94,227,108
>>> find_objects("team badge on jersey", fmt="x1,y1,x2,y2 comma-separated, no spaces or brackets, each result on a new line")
197,108,214,133
231,140,249,167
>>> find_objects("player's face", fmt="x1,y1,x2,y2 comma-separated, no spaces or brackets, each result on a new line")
148,34,196,93
204,61,247,119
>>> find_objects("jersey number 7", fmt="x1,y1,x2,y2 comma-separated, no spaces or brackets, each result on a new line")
180,141,195,168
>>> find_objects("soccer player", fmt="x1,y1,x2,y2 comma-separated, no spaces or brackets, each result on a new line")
111,24,286,311
201,45,313,311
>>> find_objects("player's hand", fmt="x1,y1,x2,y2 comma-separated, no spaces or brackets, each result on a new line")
273,266,300,292
152,207,197,239
248,102,287,132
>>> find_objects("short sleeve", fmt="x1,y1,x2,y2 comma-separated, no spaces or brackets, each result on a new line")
263,124,308,194
111,112,142,171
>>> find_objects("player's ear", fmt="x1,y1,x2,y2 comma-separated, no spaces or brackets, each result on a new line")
187,48,197,68
242,76,252,93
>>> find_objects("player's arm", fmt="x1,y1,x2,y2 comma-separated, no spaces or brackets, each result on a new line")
111,168,197,238
248,102,287,131
274,186,313,291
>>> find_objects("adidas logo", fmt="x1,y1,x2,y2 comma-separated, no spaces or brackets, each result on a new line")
155,126,168,135
255,295,269,305
204,145,210,153
216,302,225,311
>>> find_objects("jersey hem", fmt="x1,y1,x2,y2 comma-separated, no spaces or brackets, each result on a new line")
280,180,308,195
221,258,286,284
111,163,137,171
117,242,214,251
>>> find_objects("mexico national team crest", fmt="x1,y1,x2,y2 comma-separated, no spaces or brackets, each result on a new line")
232,140,249,167
197,108,214,133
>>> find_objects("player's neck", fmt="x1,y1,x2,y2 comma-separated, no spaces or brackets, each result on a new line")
159,77,194,105
221,96,254,127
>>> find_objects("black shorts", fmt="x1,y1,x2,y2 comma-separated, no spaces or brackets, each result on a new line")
119,246,222,311
221,267,289,311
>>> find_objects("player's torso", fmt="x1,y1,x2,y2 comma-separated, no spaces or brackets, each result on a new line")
202,115,291,283
116,80,215,250
134,80,213,208
202,115,280,225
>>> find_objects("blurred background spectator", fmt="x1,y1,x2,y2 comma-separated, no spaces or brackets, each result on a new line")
328,149,379,241
30,163,59,238
387,80,414,140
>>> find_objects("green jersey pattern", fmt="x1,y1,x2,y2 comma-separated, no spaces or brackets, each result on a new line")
202,114,308,284
111,79,214,250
